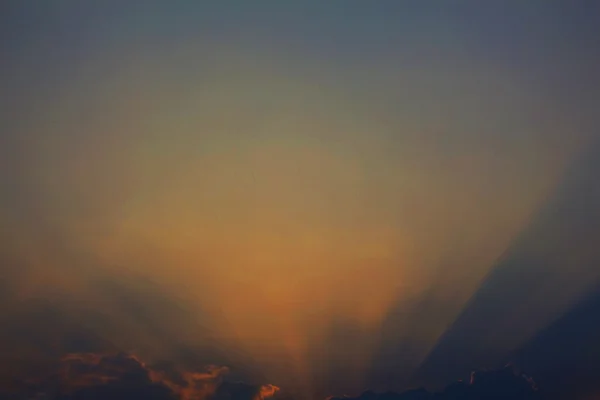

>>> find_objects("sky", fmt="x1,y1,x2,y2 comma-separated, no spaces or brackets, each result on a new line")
1,2,600,400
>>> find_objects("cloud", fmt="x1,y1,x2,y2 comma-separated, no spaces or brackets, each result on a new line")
0,352,172,400
0,352,275,400
149,363,230,400
255,384,281,400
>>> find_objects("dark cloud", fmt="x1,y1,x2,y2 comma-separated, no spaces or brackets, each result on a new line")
0,352,276,400
0,352,171,400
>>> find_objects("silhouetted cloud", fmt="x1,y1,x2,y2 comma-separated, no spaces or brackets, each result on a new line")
0,352,275,400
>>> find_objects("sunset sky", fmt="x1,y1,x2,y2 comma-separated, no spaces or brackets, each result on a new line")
1,2,599,400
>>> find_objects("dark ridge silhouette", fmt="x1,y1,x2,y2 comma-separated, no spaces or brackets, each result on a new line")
328,366,540,400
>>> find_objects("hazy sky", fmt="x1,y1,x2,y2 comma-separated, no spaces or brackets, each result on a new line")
1,2,599,399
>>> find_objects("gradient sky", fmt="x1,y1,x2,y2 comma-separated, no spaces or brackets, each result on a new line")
1,2,600,400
